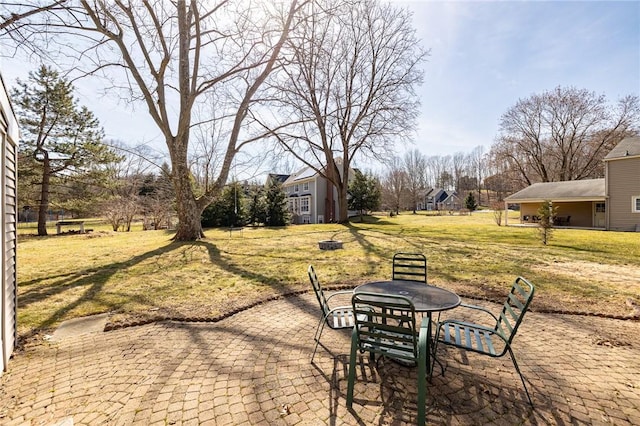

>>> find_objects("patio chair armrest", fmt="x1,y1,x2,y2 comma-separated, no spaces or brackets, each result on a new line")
456,302,500,322
326,304,353,313
324,304,370,322
325,289,354,303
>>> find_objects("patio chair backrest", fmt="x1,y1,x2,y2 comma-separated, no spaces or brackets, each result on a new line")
495,276,535,345
308,265,330,317
352,292,418,362
392,252,427,283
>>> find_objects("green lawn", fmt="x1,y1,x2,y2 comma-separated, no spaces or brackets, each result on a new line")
17,211,640,338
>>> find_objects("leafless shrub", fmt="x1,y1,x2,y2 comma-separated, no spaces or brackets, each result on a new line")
491,202,504,226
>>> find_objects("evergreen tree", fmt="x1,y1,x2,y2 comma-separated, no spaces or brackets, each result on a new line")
223,182,247,227
12,65,120,235
201,200,222,228
265,180,289,226
247,186,267,226
464,192,478,211
201,182,246,228
348,170,381,219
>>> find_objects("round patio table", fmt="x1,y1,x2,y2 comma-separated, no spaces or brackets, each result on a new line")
354,280,461,314
354,280,461,372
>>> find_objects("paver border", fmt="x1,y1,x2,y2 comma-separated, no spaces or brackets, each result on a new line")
103,286,640,332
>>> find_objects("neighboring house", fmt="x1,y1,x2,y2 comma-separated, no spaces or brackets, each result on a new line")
504,136,640,231
504,179,605,228
418,188,458,211
604,137,640,231
0,72,19,375
280,159,355,224
438,191,461,211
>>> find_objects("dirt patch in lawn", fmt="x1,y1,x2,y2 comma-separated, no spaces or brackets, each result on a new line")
533,260,640,317
442,260,640,321
535,260,640,287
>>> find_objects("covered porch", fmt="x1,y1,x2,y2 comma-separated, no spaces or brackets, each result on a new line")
504,179,606,229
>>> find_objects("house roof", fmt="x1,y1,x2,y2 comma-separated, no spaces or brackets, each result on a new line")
267,174,289,185
505,178,605,202
603,136,640,161
441,192,460,203
0,72,19,141
283,166,317,185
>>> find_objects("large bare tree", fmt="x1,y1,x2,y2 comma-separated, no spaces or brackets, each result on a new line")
403,149,426,213
0,1,67,32
2,0,303,240
492,86,640,186
380,156,407,214
260,0,427,222
468,145,487,203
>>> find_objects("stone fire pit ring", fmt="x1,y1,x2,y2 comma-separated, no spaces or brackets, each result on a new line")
318,240,343,250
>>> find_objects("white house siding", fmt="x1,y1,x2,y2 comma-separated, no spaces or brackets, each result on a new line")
606,156,640,231
282,159,356,224
0,73,18,375
284,171,319,224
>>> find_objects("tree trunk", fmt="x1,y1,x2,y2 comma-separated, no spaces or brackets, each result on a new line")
337,182,349,223
37,157,51,236
171,153,205,240
173,192,204,240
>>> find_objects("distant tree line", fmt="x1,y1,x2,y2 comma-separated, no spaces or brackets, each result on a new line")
377,86,639,213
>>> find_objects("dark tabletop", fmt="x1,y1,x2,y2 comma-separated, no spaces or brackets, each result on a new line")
355,280,461,313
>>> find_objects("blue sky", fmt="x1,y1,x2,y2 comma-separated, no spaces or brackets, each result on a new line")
1,0,639,164
398,0,640,157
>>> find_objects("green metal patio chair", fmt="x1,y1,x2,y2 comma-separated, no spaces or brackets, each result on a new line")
432,276,535,406
347,292,430,426
392,252,436,325
308,265,355,362
392,252,427,283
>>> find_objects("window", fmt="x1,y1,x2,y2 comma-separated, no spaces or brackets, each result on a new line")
595,203,606,213
633,196,640,213
294,184,299,193
303,182,309,191
300,196,310,214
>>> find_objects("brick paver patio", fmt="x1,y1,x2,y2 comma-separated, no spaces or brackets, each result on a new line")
1,292,639,425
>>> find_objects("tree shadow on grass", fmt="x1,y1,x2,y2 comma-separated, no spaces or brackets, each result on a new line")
18,224,436,344
18,240,206,339
343,222,428,261
19,236,325,342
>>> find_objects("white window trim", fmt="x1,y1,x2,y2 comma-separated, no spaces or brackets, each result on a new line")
633,196,640,213
300,196,311,214
303,182,309,191
294,184,299,193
